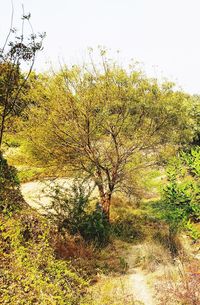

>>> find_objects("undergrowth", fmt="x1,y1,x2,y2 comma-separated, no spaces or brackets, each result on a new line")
0,209,87,305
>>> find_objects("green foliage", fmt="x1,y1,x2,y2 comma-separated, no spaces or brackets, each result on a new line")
0,154,24,214
181,147,200,177
47,181,110,246
155,148,200,239
185,220,200,241
0,62,25,116
0,209,87,305
18,167,46,183
80,205,110,246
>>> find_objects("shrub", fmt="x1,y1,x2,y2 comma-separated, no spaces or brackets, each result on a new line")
0,153,25,214
46,180,110,246
0,209,87,304
80,204,110,246
46,180,89,233
154,149,200,248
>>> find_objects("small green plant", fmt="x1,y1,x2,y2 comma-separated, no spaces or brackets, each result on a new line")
181,148,200,177
185,220,200,241
118,256,129,273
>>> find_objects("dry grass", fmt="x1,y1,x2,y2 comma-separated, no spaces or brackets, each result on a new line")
132,242,173,272
82,275,139,305
154,259,200,305
50,231,95,259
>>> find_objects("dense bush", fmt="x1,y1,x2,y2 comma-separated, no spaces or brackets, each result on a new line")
0,154,25,214
0,209,87,305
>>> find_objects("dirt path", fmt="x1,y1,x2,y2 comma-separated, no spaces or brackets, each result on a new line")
129,270,154,305
126,245,156,305
87,244,157,305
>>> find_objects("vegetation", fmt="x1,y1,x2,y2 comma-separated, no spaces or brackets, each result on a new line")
0,11,45,149
0,209,87,305
154,148,200,246
22,53,194,220
0,7,200,305
0,153,25,214
46,180,110,245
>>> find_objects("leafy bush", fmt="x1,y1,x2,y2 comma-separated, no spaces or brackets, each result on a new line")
0,209,87,304
155,148,200,245
80,204,110,245
181,148,200,177
46,180,110,246
46,181,89,232
0,154,25,214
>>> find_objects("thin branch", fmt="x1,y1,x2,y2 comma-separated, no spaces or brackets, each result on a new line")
1,0,14,54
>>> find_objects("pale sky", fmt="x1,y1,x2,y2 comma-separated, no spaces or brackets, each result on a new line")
1,0,200,94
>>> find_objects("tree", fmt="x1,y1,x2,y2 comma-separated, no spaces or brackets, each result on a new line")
25,53,194,221
0,8,45,150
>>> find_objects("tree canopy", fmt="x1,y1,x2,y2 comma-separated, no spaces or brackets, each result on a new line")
23,55,195,219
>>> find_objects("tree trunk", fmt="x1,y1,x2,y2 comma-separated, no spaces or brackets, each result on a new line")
99,192,112,222
168,227,179,256
0,106,7,150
